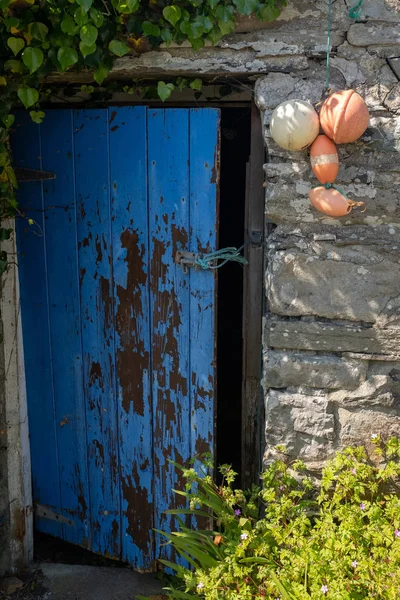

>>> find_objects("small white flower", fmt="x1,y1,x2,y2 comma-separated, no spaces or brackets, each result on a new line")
197,582,205,590
371,433,378,439
240,532,249,540
321,584,328,595
352,560,358,568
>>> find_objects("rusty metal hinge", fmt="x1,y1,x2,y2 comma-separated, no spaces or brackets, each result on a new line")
14,168,56,182
35,504,74,526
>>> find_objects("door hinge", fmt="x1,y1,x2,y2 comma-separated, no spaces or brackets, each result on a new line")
35,504,74,526
14,168,56,182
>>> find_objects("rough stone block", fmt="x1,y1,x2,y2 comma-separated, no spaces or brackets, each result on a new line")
264,351,367,389
388,57,400,80
328,375,397,407
384,83,400,113
265,317,400,356
1,577,24,594
267,224,400,323
265,390,335,468
348,23,400,55
367,361,400,399
338,407,400,447
358,0,400,23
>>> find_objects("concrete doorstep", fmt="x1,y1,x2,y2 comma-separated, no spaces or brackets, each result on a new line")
39,563,165,600
0,564,165,600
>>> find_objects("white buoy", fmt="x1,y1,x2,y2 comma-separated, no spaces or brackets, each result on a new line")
270,99,320,151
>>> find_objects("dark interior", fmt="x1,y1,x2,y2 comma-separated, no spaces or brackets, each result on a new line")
216,107,251,480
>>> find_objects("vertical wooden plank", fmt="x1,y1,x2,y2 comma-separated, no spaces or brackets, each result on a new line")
39,110,90,545
109,107,154,569
189,109,220,466
13,113,62,538
242,102,265,489
148,109,191,560
74,109,120,556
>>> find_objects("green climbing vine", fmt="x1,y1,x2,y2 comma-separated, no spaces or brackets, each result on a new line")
0,0,285,274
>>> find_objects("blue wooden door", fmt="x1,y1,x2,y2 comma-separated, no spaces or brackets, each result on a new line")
13,107,220,570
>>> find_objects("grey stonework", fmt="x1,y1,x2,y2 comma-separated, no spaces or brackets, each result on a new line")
253,0,400,470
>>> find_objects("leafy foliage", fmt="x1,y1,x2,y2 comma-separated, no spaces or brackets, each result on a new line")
0,0,285,275
149,439,400,599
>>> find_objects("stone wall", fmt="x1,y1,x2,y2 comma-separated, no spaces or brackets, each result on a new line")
254,0,400,469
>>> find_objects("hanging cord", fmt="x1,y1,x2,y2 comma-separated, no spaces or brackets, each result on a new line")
349,0,364,19
325,0,333,91
312,182,366,211
194,245,248,270
325,0,364,92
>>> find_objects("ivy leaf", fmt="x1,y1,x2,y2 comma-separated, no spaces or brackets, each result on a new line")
233,0,259,15
61,15,78,35
189,37,205,50
180,19,204,39
94,62,110,85
76,0,92,12
142,22,161,37
218,20,235,35
30,22,49,41
89,7,104,28
190,78,202,91
79,41,96,57
115,0,138,14
109,39,130,56
80,24,98,46
199,15,214,32
215,5,234,21
30,110,46,124
163,6,182,27
161,28,173,47
176,77,188,92
4,59,24,73
7,37,25,56
74,7,89,28
17,86,39,109
208,27,222,45
3,115,15,129
0,228,12,242
157,81,175,102
22,47,44,74
259,3,281,20
57,47,79,70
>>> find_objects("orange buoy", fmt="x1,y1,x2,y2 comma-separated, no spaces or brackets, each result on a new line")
320,90,369,144
310,135,339,184
309,186,364,217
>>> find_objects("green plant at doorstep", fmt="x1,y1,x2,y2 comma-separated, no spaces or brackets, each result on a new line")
0,0,286,274
141,437,400,599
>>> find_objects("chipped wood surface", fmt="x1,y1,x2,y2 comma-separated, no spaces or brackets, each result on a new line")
14,107,220,570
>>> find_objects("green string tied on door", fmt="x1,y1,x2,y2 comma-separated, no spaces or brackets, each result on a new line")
194,245,248,270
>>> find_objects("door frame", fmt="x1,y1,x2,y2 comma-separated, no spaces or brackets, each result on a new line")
242,102,265,489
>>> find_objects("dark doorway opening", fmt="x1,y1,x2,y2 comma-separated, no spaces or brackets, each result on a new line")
217,107,251,479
